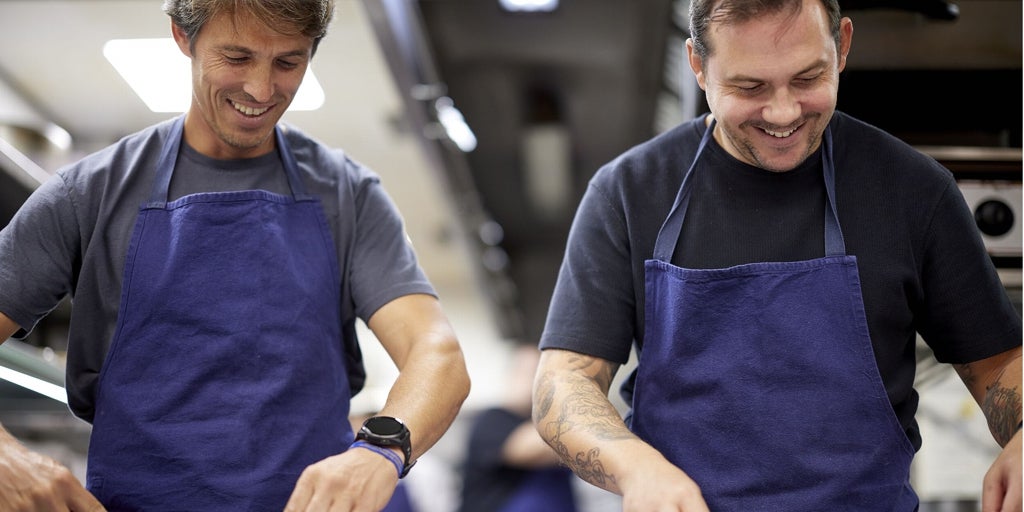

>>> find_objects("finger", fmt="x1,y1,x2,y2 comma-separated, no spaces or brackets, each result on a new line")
283,476,315,512
304,488,336,512
68,489,107,512
981,473,1008,512
1002,484,1023,512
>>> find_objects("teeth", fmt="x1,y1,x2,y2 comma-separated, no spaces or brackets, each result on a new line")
765,127,796,138
231,101,269,117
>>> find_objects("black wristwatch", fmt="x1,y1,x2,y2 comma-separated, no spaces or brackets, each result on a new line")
356,416,415,477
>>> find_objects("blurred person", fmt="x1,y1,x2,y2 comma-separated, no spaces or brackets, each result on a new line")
458,344,578,512
532,0,1022,511
0,0,470,510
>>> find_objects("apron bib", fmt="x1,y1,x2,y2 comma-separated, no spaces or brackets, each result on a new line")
631,119,917,511
86,117,352,511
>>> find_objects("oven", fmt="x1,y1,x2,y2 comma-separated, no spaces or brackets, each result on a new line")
922,145,1023,296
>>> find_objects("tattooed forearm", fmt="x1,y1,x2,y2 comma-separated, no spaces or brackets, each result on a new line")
533,352,635,491
958,358,1024,447
982,381,1022,446
572,447,614,487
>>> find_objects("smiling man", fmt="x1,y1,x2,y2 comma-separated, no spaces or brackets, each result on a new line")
532,0,1022,510
0,1,470,510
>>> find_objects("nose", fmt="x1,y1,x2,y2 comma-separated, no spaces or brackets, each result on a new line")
242,63,275,103
762,87,800,127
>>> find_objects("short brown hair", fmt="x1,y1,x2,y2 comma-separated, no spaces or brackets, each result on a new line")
688,0,841,61
163,0,335,55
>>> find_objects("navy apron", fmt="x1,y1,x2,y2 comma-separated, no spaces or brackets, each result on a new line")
631,119,918,511
497,467,577,512
86,117,353,511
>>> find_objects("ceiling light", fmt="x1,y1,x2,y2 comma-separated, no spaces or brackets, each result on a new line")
499,0,559,12
0,365,66,403
103,38,324,113
435,97,477,152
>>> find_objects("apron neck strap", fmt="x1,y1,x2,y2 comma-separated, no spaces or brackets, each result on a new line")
652,118,715,261
820,127,846,256
148,116,310,206
652,117,845,262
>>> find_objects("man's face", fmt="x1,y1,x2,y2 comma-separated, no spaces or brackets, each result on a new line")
172,10,314,159
687,0,852,172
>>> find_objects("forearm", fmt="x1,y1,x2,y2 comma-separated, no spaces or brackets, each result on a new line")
957,346,1023,447
981,355,1022,447
365,294,470,462
532,349,648,494
377,333,469,461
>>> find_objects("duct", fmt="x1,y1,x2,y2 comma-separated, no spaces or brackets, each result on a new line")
361,0,526,339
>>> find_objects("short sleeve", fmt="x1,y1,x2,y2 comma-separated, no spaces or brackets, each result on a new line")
540,177,636,364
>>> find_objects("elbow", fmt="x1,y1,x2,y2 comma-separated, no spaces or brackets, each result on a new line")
444,339,472,407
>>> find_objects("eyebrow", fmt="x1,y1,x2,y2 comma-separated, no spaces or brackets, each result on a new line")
727,60,827,83
218,45,309,59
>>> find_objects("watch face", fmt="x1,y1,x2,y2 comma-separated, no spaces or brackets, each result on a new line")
365,416,405,437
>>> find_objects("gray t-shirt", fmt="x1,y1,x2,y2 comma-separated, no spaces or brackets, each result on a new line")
0,117,435,421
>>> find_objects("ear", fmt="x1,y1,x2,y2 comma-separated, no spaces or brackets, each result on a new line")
171,21,192,58
685,38,708,90
836,17,853,72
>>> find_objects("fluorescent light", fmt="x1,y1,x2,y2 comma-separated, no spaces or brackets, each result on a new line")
103,38,324,113
435,97,477,152
499,0,559,12
0,366,67,403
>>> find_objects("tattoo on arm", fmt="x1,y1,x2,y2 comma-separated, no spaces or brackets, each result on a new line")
983,383,1021,446
957,362,1023,446
534,354,633,489
982,365,1022,446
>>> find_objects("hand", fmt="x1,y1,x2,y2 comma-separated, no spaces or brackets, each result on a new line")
982,429,1022,512
283,447,399,512
618,456,710,512
0,432,105,512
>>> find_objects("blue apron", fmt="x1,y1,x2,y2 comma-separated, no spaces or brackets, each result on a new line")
86,117,353,511
630,120,918,510
498,467,577,512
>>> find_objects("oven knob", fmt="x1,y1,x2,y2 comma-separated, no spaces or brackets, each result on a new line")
974,199,1014,237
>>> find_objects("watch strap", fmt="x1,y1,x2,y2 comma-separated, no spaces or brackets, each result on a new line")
351,440,403,479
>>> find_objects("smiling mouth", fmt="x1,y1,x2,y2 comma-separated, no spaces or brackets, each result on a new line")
230,100,270,117
764,126,797,138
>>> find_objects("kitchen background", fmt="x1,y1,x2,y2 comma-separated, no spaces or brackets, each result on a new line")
0,0,1020,510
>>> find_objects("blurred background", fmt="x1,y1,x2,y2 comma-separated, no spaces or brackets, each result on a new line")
0,0,1020,510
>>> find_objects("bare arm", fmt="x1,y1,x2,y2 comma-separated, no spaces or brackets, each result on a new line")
955,346,1022,447
531,348,708,511
955,346,1022,512
366,293,471,461
286,294,469,511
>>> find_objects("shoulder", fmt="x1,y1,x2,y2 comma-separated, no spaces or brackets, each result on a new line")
57,118,175,186
280,123,381,191
830,111,952,182
830,111,957,209
582,116,706,223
